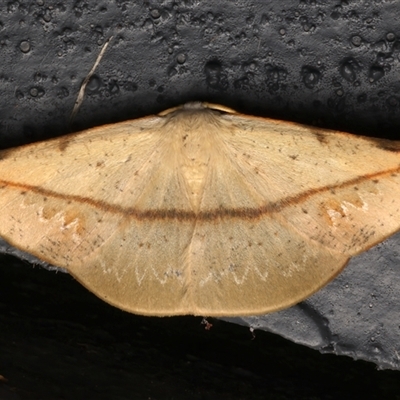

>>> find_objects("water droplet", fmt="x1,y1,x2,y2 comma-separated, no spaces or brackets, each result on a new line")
266,64,287,82
42,8,52,22
19,40,30,53
305,23,315,32
86,75,101,93
248,62,257,71
204,60,228,90
123,82,137,92
357,93,367,103
176,53,186,64
339,57,360,82
386,96,398,107
7,1,19,13
393,41,400,53
376,53,385,65
30,87,38,97
246,15,254,25
108,80,119,95
29,86,44,98
260,14,269,25
372,345,381,354
168,66,177,77
386,32,396,42
330,11,340,20
143,19,153,30
369,65,384,82
150,9,160,19
351,35,362,47
234,74,252,90
301,66,320,89
34,72,46,82
56,86,69,99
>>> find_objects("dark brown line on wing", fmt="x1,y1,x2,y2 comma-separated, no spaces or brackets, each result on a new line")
0,166,399,221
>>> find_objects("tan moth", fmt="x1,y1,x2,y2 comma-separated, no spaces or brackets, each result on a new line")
0,102,399,316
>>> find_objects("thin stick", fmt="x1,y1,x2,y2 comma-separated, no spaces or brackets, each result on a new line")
70,36,113,124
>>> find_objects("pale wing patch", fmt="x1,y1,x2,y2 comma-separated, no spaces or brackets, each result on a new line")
184,217,348,315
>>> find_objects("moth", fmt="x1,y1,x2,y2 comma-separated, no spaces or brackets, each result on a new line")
0,102,399,316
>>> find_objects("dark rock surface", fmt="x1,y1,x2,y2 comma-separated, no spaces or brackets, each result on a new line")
1,1,400,396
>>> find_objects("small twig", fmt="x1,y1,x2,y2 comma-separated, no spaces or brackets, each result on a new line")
70,36,113,124
201,318,213,330
249,326,256,340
